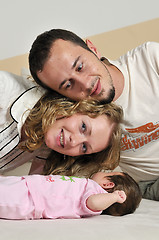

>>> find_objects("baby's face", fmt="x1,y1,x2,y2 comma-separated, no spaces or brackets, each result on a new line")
91,171,123,188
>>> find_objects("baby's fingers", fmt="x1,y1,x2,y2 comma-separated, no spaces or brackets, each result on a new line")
117,190,127,203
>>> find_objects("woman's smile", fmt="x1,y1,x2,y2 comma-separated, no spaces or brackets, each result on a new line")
57,129,65,148
45,113,115,156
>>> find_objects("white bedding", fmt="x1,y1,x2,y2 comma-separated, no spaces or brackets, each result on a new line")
1,199,159,240
1,18,159,240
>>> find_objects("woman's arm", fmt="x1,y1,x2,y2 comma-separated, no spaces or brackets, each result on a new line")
86,190,126,212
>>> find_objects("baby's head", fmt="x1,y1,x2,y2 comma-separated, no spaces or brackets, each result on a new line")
92,171,142,216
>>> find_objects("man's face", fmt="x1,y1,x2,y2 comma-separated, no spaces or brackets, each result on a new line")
38,39,115,102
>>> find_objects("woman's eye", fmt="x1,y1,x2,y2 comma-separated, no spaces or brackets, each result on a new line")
65,81,71,89
81,122,86,132
82,143,87,154
77,63,83,72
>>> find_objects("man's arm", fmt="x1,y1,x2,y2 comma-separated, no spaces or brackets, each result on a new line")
86,190,126,212
139,178,159,201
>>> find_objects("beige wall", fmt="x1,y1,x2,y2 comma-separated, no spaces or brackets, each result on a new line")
87,18,159,59
1,0,159,60
0,18,159,75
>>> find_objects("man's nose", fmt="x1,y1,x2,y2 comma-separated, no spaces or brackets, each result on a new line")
74,74,91,92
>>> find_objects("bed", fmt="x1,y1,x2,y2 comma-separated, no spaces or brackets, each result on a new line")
0,18,159,240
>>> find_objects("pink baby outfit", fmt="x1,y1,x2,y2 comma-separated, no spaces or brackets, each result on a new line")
0,175,106,220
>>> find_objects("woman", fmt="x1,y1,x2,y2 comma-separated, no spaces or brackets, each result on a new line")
0,71,122,175
22,92,122,176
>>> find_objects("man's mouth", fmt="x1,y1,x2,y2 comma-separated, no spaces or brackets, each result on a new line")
90,78,101,96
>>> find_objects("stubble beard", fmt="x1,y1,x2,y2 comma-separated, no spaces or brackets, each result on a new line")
98,85,115,104
86,60,115,103
99,60,115,104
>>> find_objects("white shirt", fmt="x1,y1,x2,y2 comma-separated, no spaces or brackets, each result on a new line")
0,71,49,173
110,42,159,181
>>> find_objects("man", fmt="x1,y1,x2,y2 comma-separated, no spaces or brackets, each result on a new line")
29,29,159,200
29,29,123,103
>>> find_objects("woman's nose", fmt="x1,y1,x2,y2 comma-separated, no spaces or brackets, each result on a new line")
69,134,86,147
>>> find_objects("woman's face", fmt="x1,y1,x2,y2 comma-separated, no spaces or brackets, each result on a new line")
44,113,115,156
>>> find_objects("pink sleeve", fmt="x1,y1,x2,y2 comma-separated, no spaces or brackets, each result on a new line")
78,180,106,217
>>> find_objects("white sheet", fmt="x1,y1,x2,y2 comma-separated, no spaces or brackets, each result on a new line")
1,199,159,240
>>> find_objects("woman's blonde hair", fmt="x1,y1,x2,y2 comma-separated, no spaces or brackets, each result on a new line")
22,91,123,176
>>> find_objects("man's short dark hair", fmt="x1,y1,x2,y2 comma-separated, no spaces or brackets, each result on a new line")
29,29,91,89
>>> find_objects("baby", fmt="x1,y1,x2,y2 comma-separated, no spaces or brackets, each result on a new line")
0,172,141,220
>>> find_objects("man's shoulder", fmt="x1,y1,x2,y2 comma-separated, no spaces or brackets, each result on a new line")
130,42,159,56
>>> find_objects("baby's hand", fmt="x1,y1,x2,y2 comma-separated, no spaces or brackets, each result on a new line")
113,190,127,203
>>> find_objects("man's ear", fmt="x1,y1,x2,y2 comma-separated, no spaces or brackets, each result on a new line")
103,182,115,190
85,39,101,59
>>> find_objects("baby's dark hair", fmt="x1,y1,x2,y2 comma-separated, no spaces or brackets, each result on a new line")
102,172,142,216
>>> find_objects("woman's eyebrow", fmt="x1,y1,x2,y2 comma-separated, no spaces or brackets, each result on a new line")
86,124,92,153
87,120,92,136
88,127,92,136
87,143,93,154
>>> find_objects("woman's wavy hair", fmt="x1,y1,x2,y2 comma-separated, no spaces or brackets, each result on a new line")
22,91,123,176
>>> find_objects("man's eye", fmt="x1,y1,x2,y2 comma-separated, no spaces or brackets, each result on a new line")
82,143,87,154
81,122,86,132
65,81,71,89
77,63,83,72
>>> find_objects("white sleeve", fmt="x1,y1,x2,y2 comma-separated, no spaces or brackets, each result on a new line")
145,42,159,75
0,71,24,109
0,71,25,126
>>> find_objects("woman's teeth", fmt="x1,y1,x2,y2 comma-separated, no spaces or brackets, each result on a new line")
60,129,64,147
